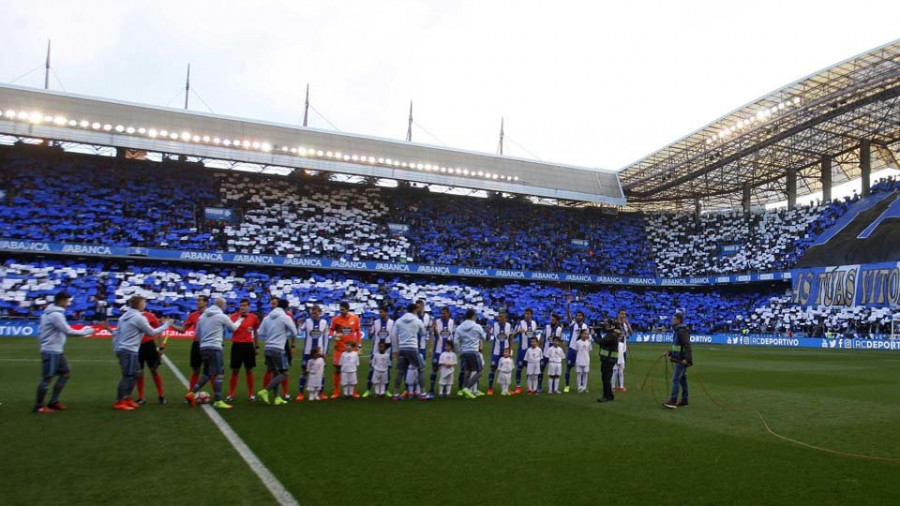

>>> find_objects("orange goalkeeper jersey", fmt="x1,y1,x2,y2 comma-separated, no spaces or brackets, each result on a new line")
330,313,362,362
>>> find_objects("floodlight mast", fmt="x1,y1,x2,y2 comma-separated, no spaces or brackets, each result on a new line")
406,100,413,142
184,63,191,110
303,83,310,127
44,40,51,90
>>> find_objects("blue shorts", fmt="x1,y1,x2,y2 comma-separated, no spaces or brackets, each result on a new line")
566,348,577,368
116,350,140,378
41,352,70,378
200,347,225,377
419,349,427,362
491,354,502,369
265,349,289,373
516,349,527,367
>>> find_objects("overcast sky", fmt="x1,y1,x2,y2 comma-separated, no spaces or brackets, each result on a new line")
1,0,898,172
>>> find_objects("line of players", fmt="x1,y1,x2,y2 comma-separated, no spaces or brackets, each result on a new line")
163,296,633,407
31,290,632,412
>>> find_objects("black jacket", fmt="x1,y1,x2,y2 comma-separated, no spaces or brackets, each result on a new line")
672,325,693,366
594,329,620,361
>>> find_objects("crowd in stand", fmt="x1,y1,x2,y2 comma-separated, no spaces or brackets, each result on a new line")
0,156,217,249
871,175,900,195
213,174,411,260
2,151,899,337
791,176,900,258
388,190,654,275
1,150,854,278
646,205,828,277
3,258,895,337
748,295,895,337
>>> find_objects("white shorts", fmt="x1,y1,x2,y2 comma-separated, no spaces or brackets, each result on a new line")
307,373,323,391
527,362,541,375
547,362,562,376
577,365,590,374
498,371,512,386
341,371,357,386
372,370,388,385
439,368,455,386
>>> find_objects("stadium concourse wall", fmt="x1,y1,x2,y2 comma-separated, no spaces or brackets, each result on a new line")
1,321,898,351
0,238,792,288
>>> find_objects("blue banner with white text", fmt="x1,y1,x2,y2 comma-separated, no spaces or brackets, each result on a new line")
3,322,897,350
791,261,900,308
630,332,900,350
0,238,794,287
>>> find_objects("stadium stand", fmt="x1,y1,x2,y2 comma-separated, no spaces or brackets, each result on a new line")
213,173,411,260
0,153,217,248
3,257,892,336
750,295,895,337
386,189,654,275
807,193,893,248
645,204,830,277
0,150,657,274
796,177,900,267
1,149,854,277
791,196,859,262
871,175,900,195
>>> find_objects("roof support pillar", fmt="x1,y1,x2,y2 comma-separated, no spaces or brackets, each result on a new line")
860,139,871,197
694,197,702,219
820,155,833,203
786,166,797,210
742,183,752,217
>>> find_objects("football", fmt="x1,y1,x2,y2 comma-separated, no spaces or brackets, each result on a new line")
196,391,211,404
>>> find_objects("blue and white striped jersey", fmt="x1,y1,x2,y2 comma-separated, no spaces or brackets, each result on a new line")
302,317,330,356
569,322,590,348
543,323,564,354
433,317,455,356
491,321,512,357
516,319,538,352
370,317,394,355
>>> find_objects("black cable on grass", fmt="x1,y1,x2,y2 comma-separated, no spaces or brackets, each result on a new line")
689,365,900,463
637,352,899,462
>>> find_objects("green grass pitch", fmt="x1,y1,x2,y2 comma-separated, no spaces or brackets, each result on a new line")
1,338,898,505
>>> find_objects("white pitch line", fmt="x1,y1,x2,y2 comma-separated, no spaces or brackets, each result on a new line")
162,355,299,506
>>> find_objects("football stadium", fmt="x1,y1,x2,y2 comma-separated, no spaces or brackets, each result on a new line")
1,4,900,505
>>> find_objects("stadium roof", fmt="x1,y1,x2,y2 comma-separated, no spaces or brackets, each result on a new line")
619,39,900,211
0,84,625,206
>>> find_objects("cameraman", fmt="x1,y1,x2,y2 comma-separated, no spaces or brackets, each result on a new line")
662,311,692,409
594,319,621,403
